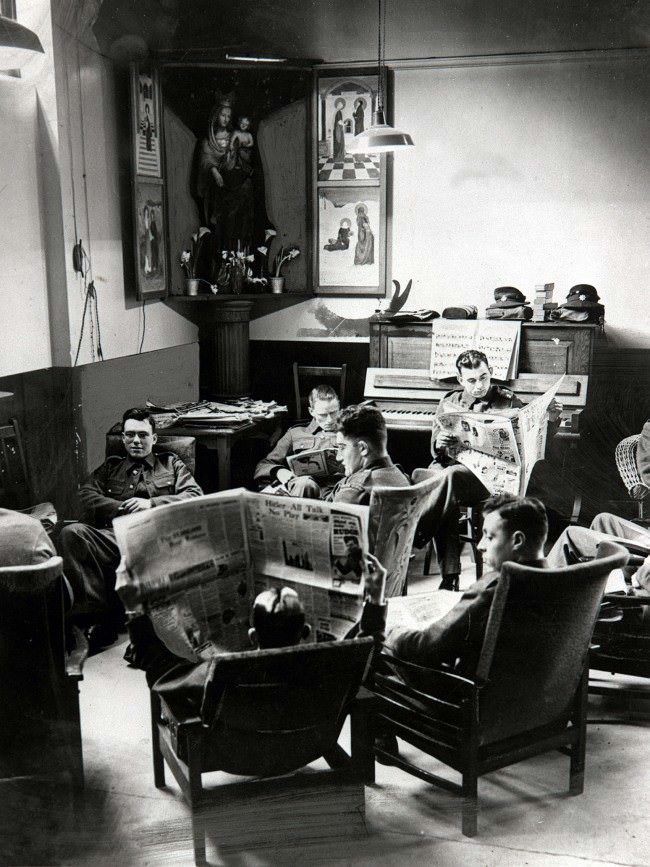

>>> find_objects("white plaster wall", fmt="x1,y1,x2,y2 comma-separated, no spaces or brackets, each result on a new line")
0,0,56,376
391,56,650,346
54,26,197,364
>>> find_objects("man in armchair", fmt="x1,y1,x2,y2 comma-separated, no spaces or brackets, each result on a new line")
57,407,202,652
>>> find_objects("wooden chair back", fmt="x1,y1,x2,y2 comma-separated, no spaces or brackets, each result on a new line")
369,474,441,597
0,418,32,509
476,540,629,744
0,556,77,778
292,362,348,421
192,637,373,778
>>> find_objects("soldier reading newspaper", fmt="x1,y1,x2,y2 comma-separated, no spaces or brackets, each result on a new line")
114,489,369,662
436,375,566,496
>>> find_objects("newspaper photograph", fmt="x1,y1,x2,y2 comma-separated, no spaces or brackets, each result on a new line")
435,376,565,496
114,489,254,661
438,411,521,465
286,447,342,479
246,493,369,593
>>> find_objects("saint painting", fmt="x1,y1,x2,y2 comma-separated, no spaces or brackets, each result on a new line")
317,76,381,182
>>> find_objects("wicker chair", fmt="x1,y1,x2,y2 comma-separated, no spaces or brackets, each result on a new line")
615,434,649,520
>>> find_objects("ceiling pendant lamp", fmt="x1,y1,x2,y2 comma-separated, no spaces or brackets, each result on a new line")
0,13,44,69
349,0,413,154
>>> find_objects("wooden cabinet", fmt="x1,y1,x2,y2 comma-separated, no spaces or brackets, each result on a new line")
369,320,602,375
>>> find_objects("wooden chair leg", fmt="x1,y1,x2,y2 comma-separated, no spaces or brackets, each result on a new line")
423,541,433,576
150,692,165,788
461,772,478,837
350,694,376,784
570,669,588,795
186,732,205,865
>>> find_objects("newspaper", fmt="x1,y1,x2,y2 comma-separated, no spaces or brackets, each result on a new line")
114,490,368,661
386,591,460,633
429,319,521,381
436,376,565,496
286,447,342,479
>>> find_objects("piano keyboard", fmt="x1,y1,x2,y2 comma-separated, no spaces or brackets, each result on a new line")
381,408,437,430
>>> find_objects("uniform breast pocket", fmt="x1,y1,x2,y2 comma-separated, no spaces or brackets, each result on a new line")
105,482,129,498
293,437,316,452
151,472,176,495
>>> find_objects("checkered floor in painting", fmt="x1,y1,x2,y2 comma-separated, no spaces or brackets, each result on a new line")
318,153,380,181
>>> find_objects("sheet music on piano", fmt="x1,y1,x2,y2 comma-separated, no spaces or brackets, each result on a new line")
429,319,522,381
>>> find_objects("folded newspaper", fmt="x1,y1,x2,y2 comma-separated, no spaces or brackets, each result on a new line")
436,375,565,496
286,447,343,479
114,490,369,662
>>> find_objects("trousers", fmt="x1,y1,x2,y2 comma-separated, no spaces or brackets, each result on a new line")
547,512,650,568
412,463,489,578
57,522,122,624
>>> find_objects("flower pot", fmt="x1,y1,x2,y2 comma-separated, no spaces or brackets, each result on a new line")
270,276,285,294
185,278,200,296
230,269,245,295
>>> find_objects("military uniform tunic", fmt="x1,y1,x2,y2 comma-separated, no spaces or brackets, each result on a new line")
58,451,202,624
254,418,343,498
327,456,409,507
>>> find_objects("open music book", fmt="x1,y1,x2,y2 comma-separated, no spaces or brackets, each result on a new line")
429,319,521,381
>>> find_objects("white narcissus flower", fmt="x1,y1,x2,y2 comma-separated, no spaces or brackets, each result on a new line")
257,246,268,256
265,228,277,241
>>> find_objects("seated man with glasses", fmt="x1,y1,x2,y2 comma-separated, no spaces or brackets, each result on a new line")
254,385,344,499
57,407,203,652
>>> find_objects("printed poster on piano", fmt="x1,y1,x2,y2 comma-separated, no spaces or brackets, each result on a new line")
113,490,369,662
436,376,565,496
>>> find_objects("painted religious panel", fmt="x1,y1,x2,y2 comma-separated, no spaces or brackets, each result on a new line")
317,187,382,294
317,75,381,183
134,180,167,299
132,66,162,178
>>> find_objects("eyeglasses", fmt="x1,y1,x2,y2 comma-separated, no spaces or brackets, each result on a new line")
122,430,153,440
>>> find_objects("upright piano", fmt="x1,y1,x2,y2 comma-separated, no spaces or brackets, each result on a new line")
364,319,604,520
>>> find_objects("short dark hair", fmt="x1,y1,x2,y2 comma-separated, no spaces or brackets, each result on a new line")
122,407,156,433
308,385,339,407
456,350,490,373
482,494,548,551
336,404,386,451
252,587,306,649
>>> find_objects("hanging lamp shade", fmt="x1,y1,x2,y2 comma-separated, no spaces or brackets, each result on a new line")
0,14,44,69
350,0,413,154
349,109,414,153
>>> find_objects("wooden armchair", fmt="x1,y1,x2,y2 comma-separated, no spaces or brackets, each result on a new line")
0,555,86,789
150,636,374,864
615,433,649,521
589,550,650,718
354,541,628,836
369,474,441,597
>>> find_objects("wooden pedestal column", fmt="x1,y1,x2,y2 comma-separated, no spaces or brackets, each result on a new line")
197,300,253,398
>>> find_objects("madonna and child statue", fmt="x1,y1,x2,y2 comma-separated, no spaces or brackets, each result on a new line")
194,92,256,257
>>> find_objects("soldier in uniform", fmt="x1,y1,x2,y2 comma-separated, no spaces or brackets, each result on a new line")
327,404,409,507
254,385,344,498
413,350,562,590
57,407,203,651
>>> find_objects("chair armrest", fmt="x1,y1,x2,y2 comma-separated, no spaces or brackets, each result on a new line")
66,626,89,677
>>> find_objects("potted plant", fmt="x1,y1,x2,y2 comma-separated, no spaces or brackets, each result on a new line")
270,245,300,293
